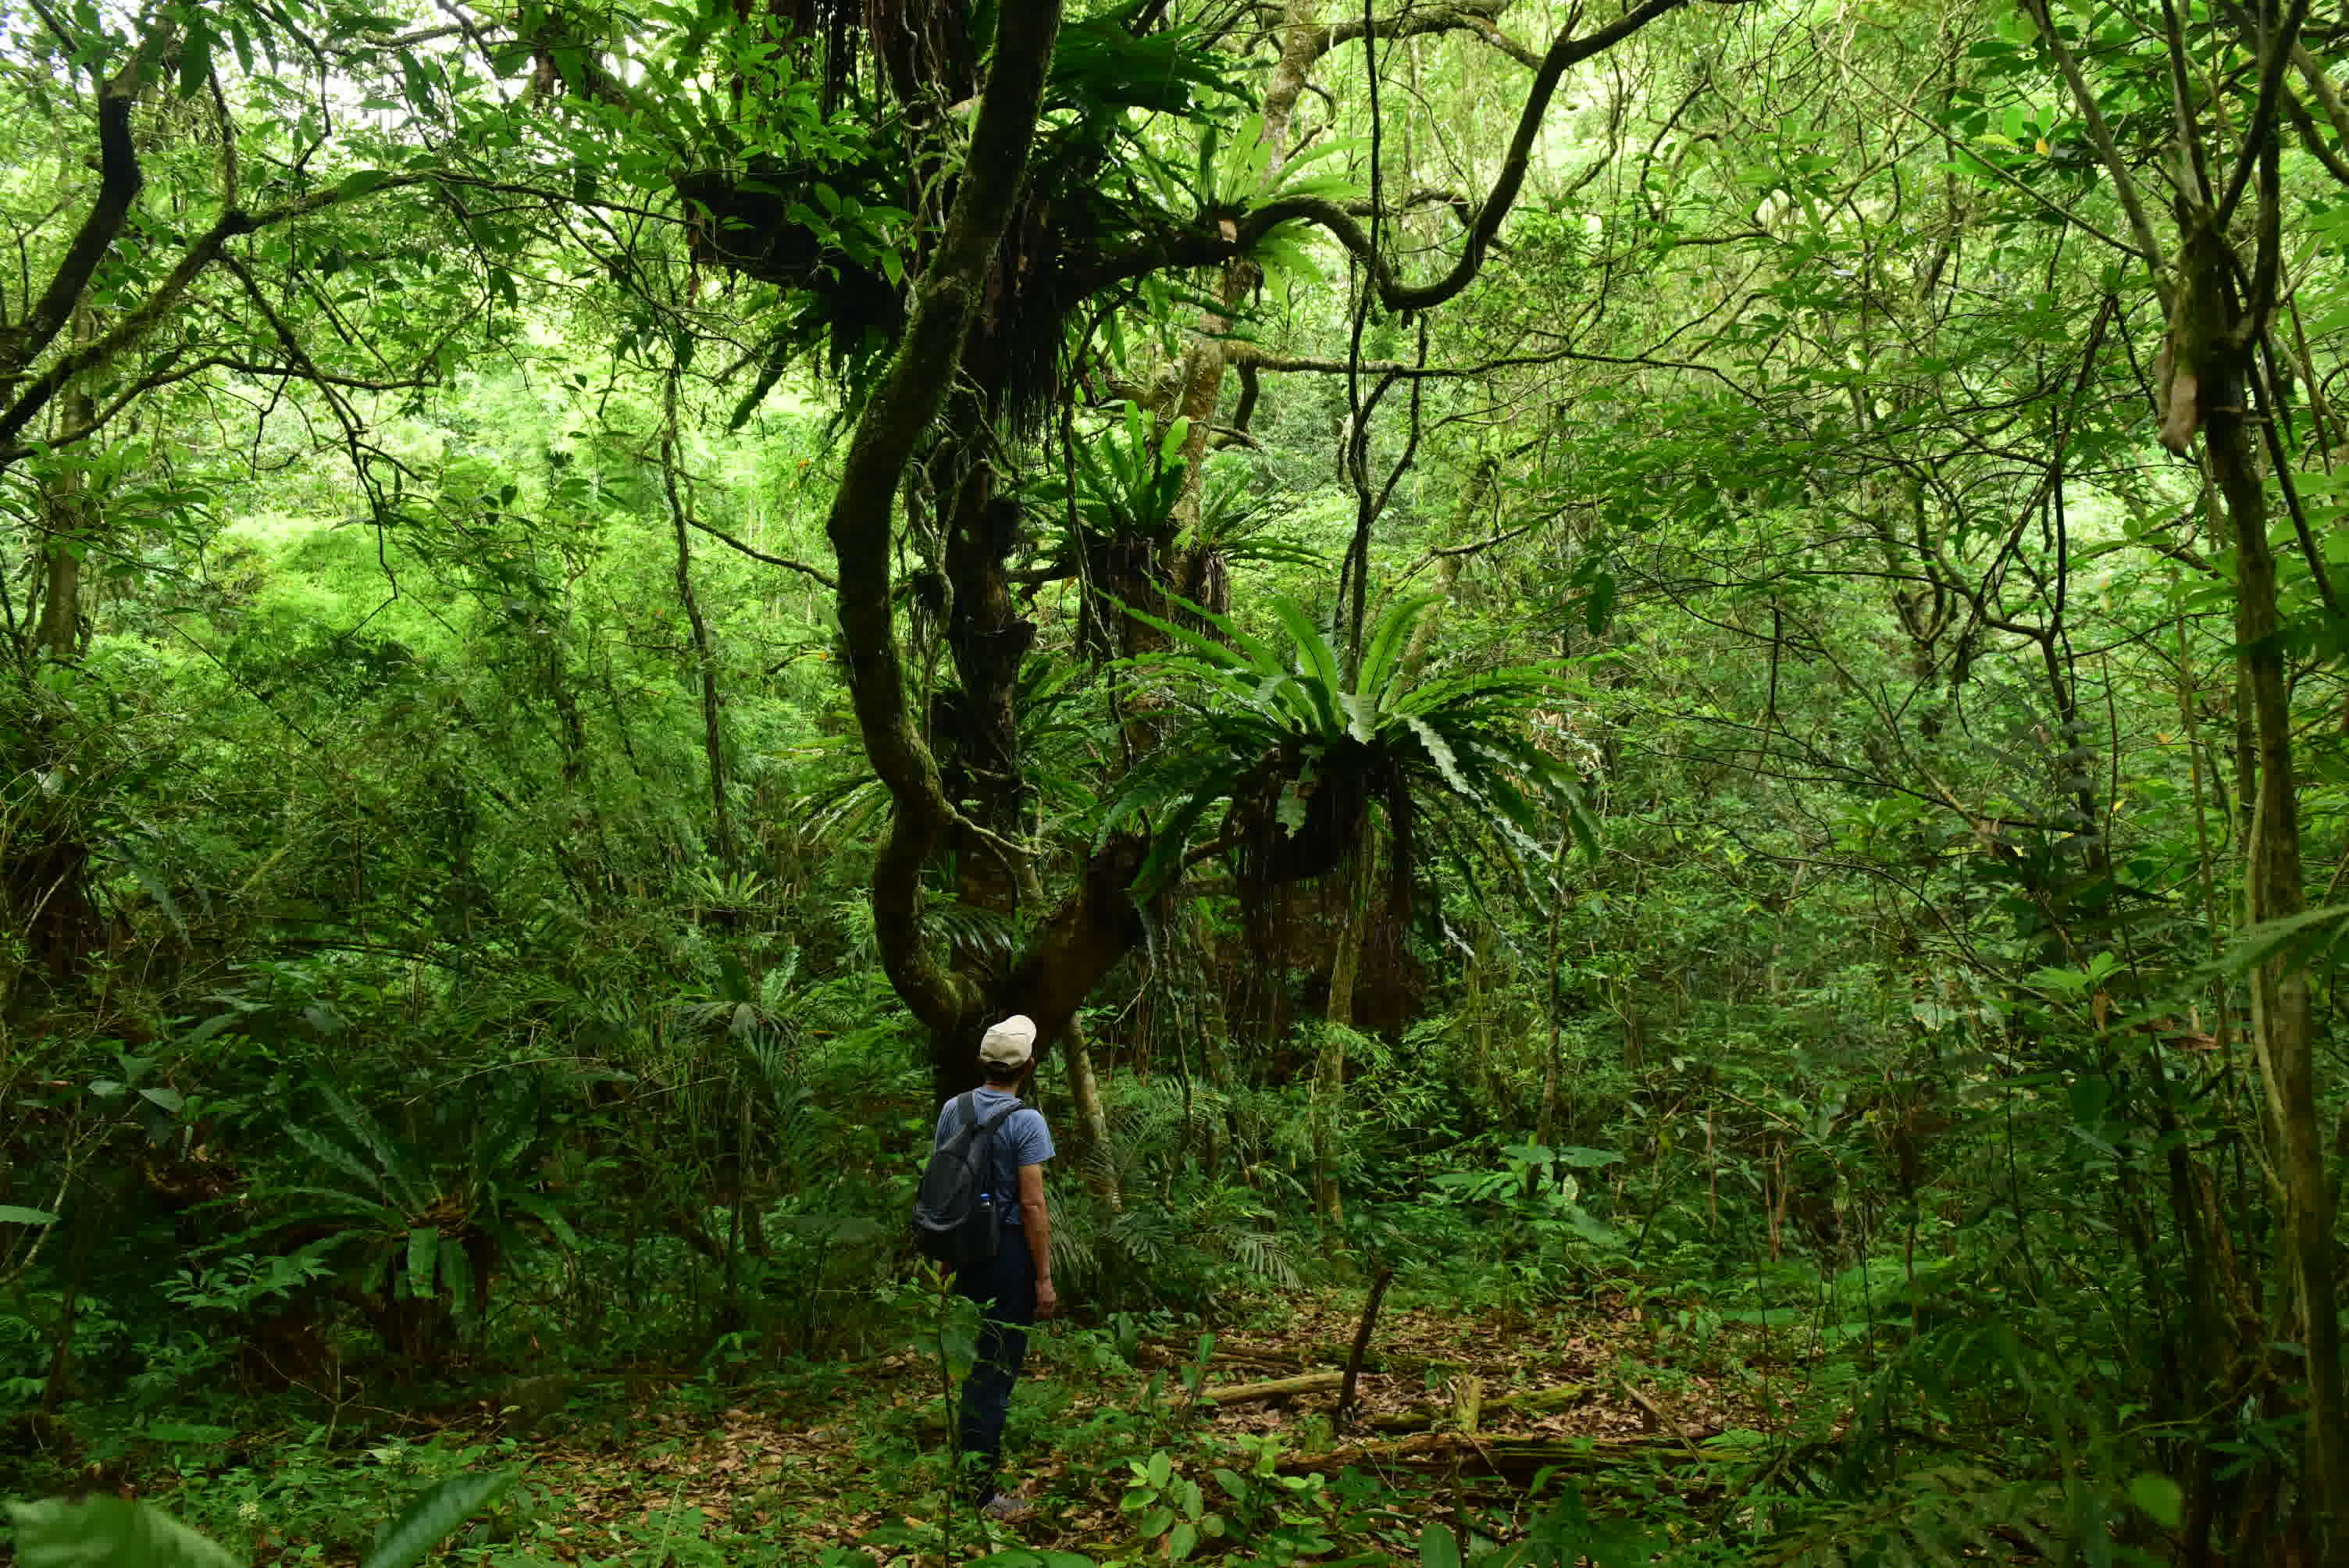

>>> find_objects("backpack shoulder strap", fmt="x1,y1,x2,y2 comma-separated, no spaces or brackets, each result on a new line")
977,1094,1021,1131
953,1091,980,1139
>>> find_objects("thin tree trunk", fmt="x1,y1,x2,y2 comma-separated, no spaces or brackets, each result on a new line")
1162,0,1322,527
37,543,77,660
2212,384,2349,1538
1060,1015,1121,1210
37,323,94,661
1314,846,1374,1228
1536,826,1571,1150
663,377,733,874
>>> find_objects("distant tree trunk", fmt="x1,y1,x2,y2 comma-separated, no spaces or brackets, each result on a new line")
1536,826,1571,1149
663,377,733,875
37,544,77,660
1161,0,1321,529
1314,846,1374,1228
37,328,95,661
1060,1016,1120,1209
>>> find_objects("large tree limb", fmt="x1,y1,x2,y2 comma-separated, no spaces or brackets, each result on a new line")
0,176,437,461
0,27,171,383
821,2,1064,1036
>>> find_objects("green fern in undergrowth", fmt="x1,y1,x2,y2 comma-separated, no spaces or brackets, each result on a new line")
1105,592,1599,922
1730,1465,2076,1566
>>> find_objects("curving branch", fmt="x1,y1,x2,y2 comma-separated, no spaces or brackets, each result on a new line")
0,23,172,384
1255,0,1547,69
1378,0,1700,312
2215,0,2313,229
820,2,1064,1036
1073,0,1702,312
682,515,836,588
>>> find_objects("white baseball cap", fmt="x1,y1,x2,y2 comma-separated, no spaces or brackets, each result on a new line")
979,1014,1038,1067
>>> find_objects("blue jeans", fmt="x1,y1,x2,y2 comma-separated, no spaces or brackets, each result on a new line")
953,1232,1037,1498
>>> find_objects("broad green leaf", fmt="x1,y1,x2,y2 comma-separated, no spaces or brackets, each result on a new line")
8,1496,238,1568
316,1082,426,1209
1267,598,1343,734
1402,715,1473,798
361,1469,517,1568
0,1205,59,1225
1418,1522,1463,1568
178,22,213,98
284,1118,384,1196
406,1227,439,1298
1356,593,1439,707
2129,1474,2183,1529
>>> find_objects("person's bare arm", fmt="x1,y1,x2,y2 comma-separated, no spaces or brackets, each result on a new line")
1017,1163,1057,1318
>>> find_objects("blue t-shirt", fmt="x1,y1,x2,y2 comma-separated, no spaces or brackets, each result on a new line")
932,1088,1053,1228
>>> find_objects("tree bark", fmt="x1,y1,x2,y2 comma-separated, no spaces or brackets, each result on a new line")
35,318,98,661
820,1,1064,1041
1314,847,1374,1226
663,378,733,874
37,542,78,661
1060,1014,1121,1208
2212,355,2348,1540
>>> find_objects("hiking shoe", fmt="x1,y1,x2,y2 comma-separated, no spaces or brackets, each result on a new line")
978,1492,1032,1521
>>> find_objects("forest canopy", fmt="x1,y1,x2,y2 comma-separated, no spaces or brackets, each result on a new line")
5,0,2349,1562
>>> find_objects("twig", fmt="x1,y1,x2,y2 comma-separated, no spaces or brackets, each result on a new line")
1338,1265,1395,1429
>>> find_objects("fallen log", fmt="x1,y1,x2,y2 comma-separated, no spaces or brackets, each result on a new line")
1197,1371,1351,1403
1277,1429,1738,1479
1366,1383,1592,1434
1139,1342,1302,1373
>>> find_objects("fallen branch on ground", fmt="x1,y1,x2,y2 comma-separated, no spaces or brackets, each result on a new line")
1276,1429,1744,1478
1197,1371,1352,1403
1367,1382,1592,1433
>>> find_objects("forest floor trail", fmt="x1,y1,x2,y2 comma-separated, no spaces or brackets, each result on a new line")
458,1289,1783,1563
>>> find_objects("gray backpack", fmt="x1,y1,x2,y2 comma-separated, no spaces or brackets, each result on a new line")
911,1092,1021,1267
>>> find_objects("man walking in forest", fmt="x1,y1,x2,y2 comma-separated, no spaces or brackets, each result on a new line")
937,1014,1057,1519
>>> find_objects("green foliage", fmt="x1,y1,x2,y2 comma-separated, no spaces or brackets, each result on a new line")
242,1077,570,1340
1043,401,1192,541
2,0,2344,1559
5,1470,511,1568
7,1497,239,1568
362,1467,519,1568
1107,592,1597,900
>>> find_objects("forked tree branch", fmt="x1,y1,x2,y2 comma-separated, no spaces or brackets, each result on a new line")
1076,0,1702,310
0,176,437,461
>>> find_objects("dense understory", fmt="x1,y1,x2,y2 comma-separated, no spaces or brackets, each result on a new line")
5,0,2349,1563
